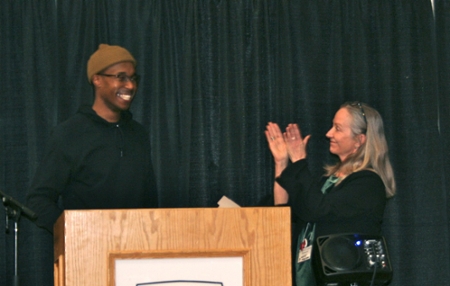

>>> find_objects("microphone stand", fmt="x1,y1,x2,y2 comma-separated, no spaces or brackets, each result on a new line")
1,190,37,286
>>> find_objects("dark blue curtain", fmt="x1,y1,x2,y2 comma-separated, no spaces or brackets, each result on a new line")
1,0,449,285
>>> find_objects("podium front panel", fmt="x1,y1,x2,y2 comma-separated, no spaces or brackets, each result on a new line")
54,207,291,286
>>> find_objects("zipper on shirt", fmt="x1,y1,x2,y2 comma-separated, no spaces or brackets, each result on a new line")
115,124,125,157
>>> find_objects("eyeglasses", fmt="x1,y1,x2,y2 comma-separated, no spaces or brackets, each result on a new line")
97,73,140,84
351,102,368,133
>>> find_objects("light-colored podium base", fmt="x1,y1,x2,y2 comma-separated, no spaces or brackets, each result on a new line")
54,207,291,286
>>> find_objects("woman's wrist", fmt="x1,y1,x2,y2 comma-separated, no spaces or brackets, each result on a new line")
289,155,305,163
274,161,288,177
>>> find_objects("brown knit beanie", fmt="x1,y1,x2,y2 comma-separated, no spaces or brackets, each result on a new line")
87,44,136,83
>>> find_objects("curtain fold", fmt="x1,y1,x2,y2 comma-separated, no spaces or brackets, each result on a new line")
1,0,449,285
1,1,58,285
436,0,450,278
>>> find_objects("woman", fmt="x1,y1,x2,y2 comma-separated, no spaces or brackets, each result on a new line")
265,102,395,285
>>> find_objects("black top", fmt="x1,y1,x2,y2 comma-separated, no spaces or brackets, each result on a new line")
276,159,386,237
26,105,158,233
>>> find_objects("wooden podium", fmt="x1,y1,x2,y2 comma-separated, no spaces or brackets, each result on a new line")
53,207,291,286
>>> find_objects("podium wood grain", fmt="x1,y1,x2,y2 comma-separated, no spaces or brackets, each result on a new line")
54,207,291,286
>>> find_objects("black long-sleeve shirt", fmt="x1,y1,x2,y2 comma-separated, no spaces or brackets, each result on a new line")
276,159,386,237
26,105,158,233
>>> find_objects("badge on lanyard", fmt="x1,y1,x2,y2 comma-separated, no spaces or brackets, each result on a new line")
298,236,313,263
297,223,315,263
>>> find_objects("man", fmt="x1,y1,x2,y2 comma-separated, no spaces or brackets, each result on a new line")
26,44,158,233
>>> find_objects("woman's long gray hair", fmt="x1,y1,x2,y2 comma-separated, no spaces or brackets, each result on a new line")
325,102,396,198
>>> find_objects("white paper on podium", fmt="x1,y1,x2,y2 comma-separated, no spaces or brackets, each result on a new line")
217,196,240,208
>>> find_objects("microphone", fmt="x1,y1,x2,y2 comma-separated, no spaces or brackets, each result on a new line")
0,190,37,221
